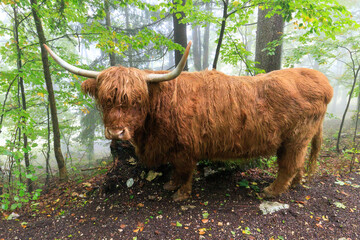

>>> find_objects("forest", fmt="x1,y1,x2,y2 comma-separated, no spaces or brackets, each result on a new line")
1,0,360,239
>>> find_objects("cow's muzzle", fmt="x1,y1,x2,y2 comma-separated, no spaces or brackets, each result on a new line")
105,127,131,140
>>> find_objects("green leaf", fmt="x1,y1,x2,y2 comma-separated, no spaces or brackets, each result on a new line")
176,221,182,227
334,202,346,209
10,203,19,210
202,211,209,219
2,204,9,211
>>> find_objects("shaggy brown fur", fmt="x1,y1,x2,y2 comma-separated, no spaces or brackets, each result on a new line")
82,67,333,201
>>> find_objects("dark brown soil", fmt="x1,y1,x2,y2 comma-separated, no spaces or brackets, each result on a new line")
1,142,359,240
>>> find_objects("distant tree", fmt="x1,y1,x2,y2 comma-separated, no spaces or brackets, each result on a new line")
192,24,202,71
13,5,32,192
202,1,211,70
104,0,116,66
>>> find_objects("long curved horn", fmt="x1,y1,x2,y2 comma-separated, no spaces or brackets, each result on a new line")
43,44,100,78
146,41,192,83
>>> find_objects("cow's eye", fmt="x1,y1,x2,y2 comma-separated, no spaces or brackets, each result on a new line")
105,97,112,108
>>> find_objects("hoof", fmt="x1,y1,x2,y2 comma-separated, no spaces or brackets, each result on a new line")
172,190,190,202
261,186,277,199
163,181,180,191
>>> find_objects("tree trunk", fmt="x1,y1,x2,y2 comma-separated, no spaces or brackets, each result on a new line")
192,25,201,71
104,0,116,66
172,0,188,70
13,6,32,192
124,7,133,67
336,67,360,152
255,7,284,73
212,0,228,70
202,2,210,70
30,0,68,181
45,102,50,185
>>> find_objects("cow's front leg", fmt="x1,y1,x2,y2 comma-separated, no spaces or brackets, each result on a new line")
172,169,194,201
165,159,196,201
163,180,180,191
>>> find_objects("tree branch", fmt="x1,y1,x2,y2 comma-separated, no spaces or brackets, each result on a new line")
0,75,18,134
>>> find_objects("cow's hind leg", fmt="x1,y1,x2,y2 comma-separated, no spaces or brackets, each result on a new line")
263,144,307,198
290,168,304,188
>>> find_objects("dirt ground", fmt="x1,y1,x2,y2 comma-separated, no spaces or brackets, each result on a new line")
1,142,359,240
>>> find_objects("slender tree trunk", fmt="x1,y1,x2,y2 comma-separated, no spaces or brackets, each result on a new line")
124,7,133,67
45,102,50,185
13,6,32,192
336,67,360,152
172,0,188,70
30,0,68,181
212,0,228,70
104,0,116,66
192,25,201,71
255,7,284,73
202,2,210,70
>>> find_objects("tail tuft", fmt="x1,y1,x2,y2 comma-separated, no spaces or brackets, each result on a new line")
307,125,323,178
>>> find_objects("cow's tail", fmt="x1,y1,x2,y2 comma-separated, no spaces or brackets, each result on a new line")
307,124,323,178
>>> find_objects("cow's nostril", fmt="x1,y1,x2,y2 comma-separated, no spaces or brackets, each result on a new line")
118,129,124,137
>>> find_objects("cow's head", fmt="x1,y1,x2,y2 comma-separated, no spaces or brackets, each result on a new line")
44,42,191,141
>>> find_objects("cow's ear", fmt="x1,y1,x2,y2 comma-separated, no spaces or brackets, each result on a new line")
81,78,97,97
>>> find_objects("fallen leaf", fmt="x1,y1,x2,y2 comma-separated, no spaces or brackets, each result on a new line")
120,224,126,229
82,182,92,187
340,191,349,196
202,219,209,223
146,170,162,181
128,157,137,165
305,196,311,200
202,211,209,219
334,180,345,186
316,223,323,228
137,203,144,208
334,202,346,209
199,228,206,235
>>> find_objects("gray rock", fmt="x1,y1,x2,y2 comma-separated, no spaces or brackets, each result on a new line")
259,201,289,215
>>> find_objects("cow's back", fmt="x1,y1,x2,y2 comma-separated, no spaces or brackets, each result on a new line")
142,68,332,163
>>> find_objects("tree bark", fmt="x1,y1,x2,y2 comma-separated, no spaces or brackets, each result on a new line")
45,102,50,185
104,0,116,66
255,7,284,73
13,5,32,192
192,25,201,71
124,7,133,67
30,0,68,181
212,0,228,70
202,2,210,70
336,66,360,152
172,0,188,70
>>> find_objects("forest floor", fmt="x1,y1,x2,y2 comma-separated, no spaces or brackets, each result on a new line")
1,142,360,240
